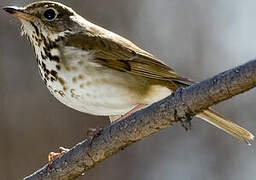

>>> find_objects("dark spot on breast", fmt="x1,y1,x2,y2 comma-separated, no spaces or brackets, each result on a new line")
50,77,56,82
50,56,60,63
50,70,58,78
43,47,50,57
58,77,65,86
41,52,47,60
64,66,71,71
45,69,50,75
37,38,42,46
42,62,47,71
54,90,65,97
70,89,80,99
41,36,61,63
57,77,67,91
58,91,65,97
78,74,84,80
56,65,61,70
72,77,77,83
49,41,58,49
44,74,49,80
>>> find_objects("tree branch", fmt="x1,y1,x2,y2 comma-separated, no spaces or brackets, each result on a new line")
24,60,256,180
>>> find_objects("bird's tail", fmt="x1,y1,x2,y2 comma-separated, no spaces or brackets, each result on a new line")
197,109,254,145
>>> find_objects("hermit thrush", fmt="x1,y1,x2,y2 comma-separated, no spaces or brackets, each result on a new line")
3,1,254,143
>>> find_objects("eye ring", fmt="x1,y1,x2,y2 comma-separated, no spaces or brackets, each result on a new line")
43,8,58,21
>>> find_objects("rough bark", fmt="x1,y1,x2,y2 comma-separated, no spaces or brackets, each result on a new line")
24,60,256,180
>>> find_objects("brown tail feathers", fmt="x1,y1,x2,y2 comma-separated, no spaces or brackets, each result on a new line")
197,109,254,145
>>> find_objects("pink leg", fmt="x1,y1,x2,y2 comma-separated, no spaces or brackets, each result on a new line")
112,104,147,122
48,147,69,164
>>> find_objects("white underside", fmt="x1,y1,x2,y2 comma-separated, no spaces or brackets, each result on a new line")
21,20,172,116
48,47,172,116
54,83,172,116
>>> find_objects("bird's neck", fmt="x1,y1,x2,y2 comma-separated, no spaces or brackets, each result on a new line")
21,20,72,85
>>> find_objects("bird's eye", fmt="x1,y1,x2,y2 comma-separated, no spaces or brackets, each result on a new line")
43,8,58,21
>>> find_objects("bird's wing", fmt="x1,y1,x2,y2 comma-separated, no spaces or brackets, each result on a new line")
63,26,254,143
63,28,193,86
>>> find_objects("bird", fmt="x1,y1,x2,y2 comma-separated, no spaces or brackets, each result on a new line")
3,1,254,145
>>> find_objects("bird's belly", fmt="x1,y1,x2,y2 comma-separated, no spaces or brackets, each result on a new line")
52,83,139,116
46,67,149,116
39,46,172,116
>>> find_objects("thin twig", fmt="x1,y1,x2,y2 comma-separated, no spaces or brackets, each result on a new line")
24,60,256,180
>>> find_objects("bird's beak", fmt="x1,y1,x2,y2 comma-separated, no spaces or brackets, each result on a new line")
3,6,34,21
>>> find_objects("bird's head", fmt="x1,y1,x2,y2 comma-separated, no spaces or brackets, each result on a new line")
3,1,85,44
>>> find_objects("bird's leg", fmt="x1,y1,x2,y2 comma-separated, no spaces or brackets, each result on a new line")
87,127,103,138
180,114,192,131
109,104,147,123
87,104,147,141
48,147,69,164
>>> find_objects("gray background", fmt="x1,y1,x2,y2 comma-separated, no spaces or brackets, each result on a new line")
0,0,256,180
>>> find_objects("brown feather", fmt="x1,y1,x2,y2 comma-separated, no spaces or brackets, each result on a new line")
63,19,253,143
64,30,193,87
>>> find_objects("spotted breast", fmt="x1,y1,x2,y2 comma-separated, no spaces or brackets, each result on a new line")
20,19,171,116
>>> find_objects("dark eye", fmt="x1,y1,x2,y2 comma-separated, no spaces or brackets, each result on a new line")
43,8,57,21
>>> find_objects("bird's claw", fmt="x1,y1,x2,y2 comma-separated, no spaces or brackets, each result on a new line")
87,127,103,138
48,147,69,164
180,116,192,131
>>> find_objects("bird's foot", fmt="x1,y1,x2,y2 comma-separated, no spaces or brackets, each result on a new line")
180,116,192,131
48,147,69,164
87,127,103,138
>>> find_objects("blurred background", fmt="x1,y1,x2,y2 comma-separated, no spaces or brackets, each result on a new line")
1,0,256,179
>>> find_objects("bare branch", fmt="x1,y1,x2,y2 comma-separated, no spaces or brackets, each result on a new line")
24,60,256,180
